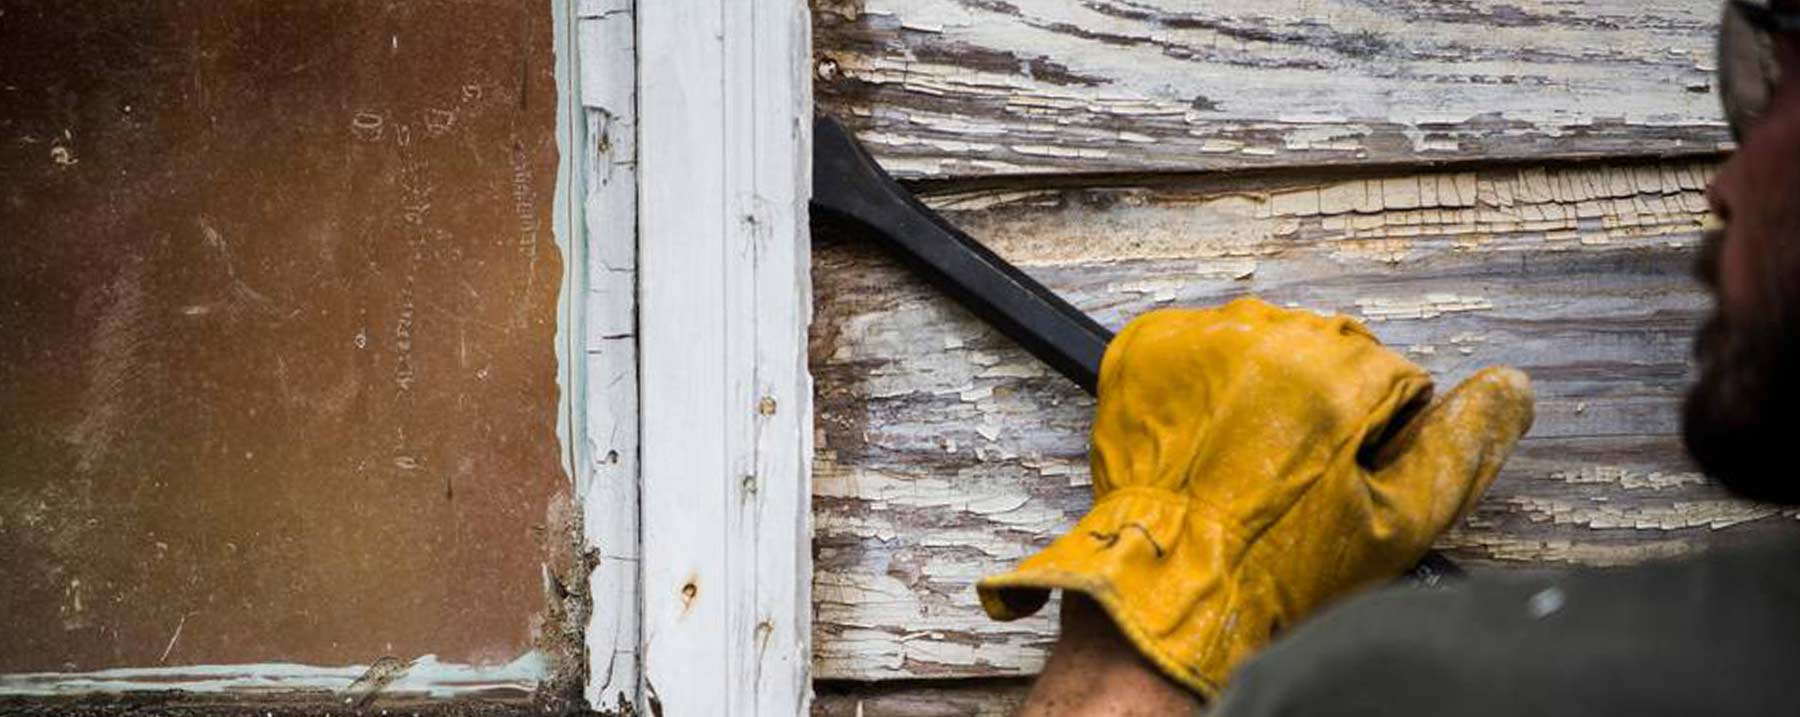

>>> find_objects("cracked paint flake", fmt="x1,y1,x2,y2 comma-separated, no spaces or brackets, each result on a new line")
817,0,1729,177
1356,294,1495,322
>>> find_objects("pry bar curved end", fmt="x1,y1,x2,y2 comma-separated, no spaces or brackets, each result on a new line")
810,114,1113,395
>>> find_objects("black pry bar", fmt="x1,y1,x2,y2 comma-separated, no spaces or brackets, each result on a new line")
811,115,1114,395
809,114,1461,581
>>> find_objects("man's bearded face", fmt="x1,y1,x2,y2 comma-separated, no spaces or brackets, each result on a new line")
1684,229,1799,503
1684,81,1800,503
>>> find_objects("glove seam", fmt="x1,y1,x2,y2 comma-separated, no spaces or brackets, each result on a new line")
1094,487,1267,562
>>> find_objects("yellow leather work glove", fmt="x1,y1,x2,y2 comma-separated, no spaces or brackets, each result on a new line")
977,298,1534,699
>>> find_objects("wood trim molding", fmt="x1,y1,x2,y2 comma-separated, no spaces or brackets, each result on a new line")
572,0,644,712
636,0,814,714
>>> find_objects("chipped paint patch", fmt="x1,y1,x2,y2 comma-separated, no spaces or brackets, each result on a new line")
818,1,1729,177
1506,497,1788,531
922,161,1713,269
1440,533,1699,567
0,653,546,697
1356,294,1494,322
1550,466,1707,491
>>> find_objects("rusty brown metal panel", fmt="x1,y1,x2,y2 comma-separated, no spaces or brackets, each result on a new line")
0,0,566,671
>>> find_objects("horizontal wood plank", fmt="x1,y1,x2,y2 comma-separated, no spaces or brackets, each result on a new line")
810,158,1800,680
813,679,1030,717
814,0,1732,177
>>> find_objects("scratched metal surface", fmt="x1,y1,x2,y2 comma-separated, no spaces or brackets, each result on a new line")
810,159,1800,682
0,2,566,671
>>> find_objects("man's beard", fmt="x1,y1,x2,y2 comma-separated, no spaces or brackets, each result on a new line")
1682,231,1800,503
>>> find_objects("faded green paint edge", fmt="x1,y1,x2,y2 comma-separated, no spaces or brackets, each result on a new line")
0,691,591,717
542,0,598,709
553,0,586,502
0,656,548,703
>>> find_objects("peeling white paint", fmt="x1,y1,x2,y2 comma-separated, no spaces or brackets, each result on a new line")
1507,497,1790,531
1356,294,1495,322
0,652,545,697
821,0,1728,176
1550,466,1708,491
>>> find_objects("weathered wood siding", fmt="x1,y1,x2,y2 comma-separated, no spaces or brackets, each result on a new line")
808,2,1774,710
815,0,1730,177
811,158,1800,682
815,680,1029,717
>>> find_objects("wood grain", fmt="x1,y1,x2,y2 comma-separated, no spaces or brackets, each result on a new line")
813,679,1030,717
574,0,641,710
637,0,813,714
810,158,1800,681
814,0,1732,177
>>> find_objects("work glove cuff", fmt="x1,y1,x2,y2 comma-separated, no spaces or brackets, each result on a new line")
978,486,1279,699
977,302,1534,699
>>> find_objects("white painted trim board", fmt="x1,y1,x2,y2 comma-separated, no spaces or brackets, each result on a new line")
573,0,644,712
636,0,814,714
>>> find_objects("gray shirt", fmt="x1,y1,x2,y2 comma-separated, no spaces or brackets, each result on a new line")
1218,541,1800,716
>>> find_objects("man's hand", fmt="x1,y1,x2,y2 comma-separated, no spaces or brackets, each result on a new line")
980,299,1535,700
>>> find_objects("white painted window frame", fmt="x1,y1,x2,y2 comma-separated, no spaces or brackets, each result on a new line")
567,0,642,712
573,0,814,715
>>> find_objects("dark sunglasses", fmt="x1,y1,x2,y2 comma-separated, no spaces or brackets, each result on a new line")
1721,1,1800,139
